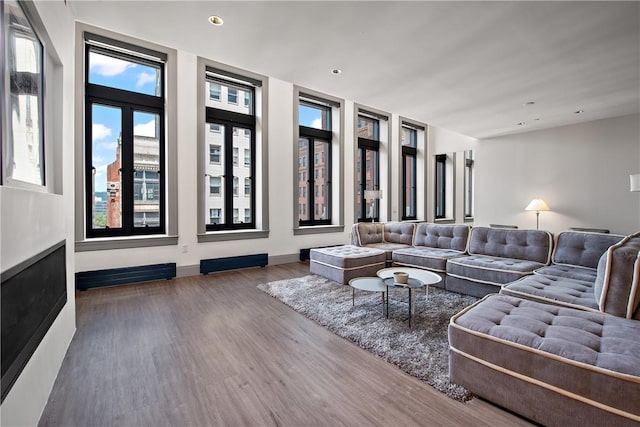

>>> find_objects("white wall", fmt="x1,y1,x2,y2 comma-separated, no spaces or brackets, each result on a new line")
475,114,640,235
0,1,76,426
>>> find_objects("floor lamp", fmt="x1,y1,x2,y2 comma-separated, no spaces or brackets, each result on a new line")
525,199,550,230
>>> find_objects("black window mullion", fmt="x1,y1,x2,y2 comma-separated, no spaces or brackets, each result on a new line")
223,124,234,227
121,106,134,235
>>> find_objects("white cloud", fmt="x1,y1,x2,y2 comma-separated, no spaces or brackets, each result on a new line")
136,72,156,88
99,141,118,151
134,120,156,138
92,123,112,141
311,118,322,129
89,52,136,77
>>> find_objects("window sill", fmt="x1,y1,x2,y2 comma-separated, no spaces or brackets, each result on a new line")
293,225,345,236
464,217,475,223
75,235,179,252
434,218,456,224
197,229,269,243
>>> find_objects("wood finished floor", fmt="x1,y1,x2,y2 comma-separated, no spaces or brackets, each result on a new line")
39,262,532,426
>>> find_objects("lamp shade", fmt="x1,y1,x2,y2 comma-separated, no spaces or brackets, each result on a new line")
631,174,640,192
525,199,550,212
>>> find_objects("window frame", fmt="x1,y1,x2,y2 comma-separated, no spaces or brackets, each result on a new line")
356,111,383,222
198,61,267,239
464,151,474,219
2,0,46,189
293,88,344,234
83,36,167,239
435,154,447,219
401,125,418,221
204,78,256,231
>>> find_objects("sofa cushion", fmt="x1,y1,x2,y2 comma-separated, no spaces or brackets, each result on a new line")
449,294,640,422
468,227,553,264
501,274,598,311
552,231,623,269
447,255,546,286
353,223,384,246
383,222,415,245
392,247,465,272
594,232,640,319
364,242,411,260
534,264,598,282
413,223,470,251
309,245,386,269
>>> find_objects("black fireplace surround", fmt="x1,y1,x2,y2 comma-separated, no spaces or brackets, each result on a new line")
1,241,67,401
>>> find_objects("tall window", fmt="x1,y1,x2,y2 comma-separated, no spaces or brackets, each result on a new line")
84,33,166,237
401,125,417,220
298,97,332,226
204,69,256,229
435,154,447,219
356,114,381,222
2,0,45,187
465,150,474,219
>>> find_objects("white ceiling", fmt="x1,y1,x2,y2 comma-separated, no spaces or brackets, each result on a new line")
68,1,640,139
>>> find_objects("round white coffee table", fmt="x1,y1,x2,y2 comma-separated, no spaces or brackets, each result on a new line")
348,277,387,315
377,267,442,327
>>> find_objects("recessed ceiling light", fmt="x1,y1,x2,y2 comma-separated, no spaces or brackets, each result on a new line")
517,122,525,126
208,15,224,26
331,68,342,75
574,109,584,114
523,101,536,107
533,118,541,121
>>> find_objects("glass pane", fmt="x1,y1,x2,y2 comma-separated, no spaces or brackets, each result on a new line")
404,155,416,217
314,139,330,220
299,102,330,130
91,104,122,229
298,138,310,222
88,49,161,96
5,0,44,185
364,149,379,219
357,116,379,140
205,79,253,115
401,127,416,148
233,126,251,224
205,122,225,225
133,111,161,228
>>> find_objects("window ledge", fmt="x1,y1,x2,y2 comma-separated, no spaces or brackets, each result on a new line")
434,218,456,224
75,235,179,252
293,225,345,236
198,229,269,243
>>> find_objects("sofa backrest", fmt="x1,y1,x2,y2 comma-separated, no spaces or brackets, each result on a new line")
383,222,415,245
468,227,553,264
413,223,470,251
552,231,624,269
594,231,640,319
351,222,384,246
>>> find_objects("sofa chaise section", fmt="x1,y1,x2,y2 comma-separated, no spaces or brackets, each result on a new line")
449,294,640,427
445,227,553,297
534,230,624,282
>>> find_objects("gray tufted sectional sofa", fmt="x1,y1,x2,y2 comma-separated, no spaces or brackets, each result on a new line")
449,231,640,426
348,223,640,424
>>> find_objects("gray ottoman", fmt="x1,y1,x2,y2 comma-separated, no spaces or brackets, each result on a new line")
310,245,387,285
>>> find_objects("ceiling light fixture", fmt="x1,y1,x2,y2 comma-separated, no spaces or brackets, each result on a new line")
517,122,525,126
331,68,342,75
523,101,535,107
208,15,224,26
574,109,584,114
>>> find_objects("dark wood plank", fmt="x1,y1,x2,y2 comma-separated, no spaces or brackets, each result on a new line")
39,262,532,426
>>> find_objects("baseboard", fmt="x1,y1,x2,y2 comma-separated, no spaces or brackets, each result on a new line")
268,254,300,265
176,265,200,278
